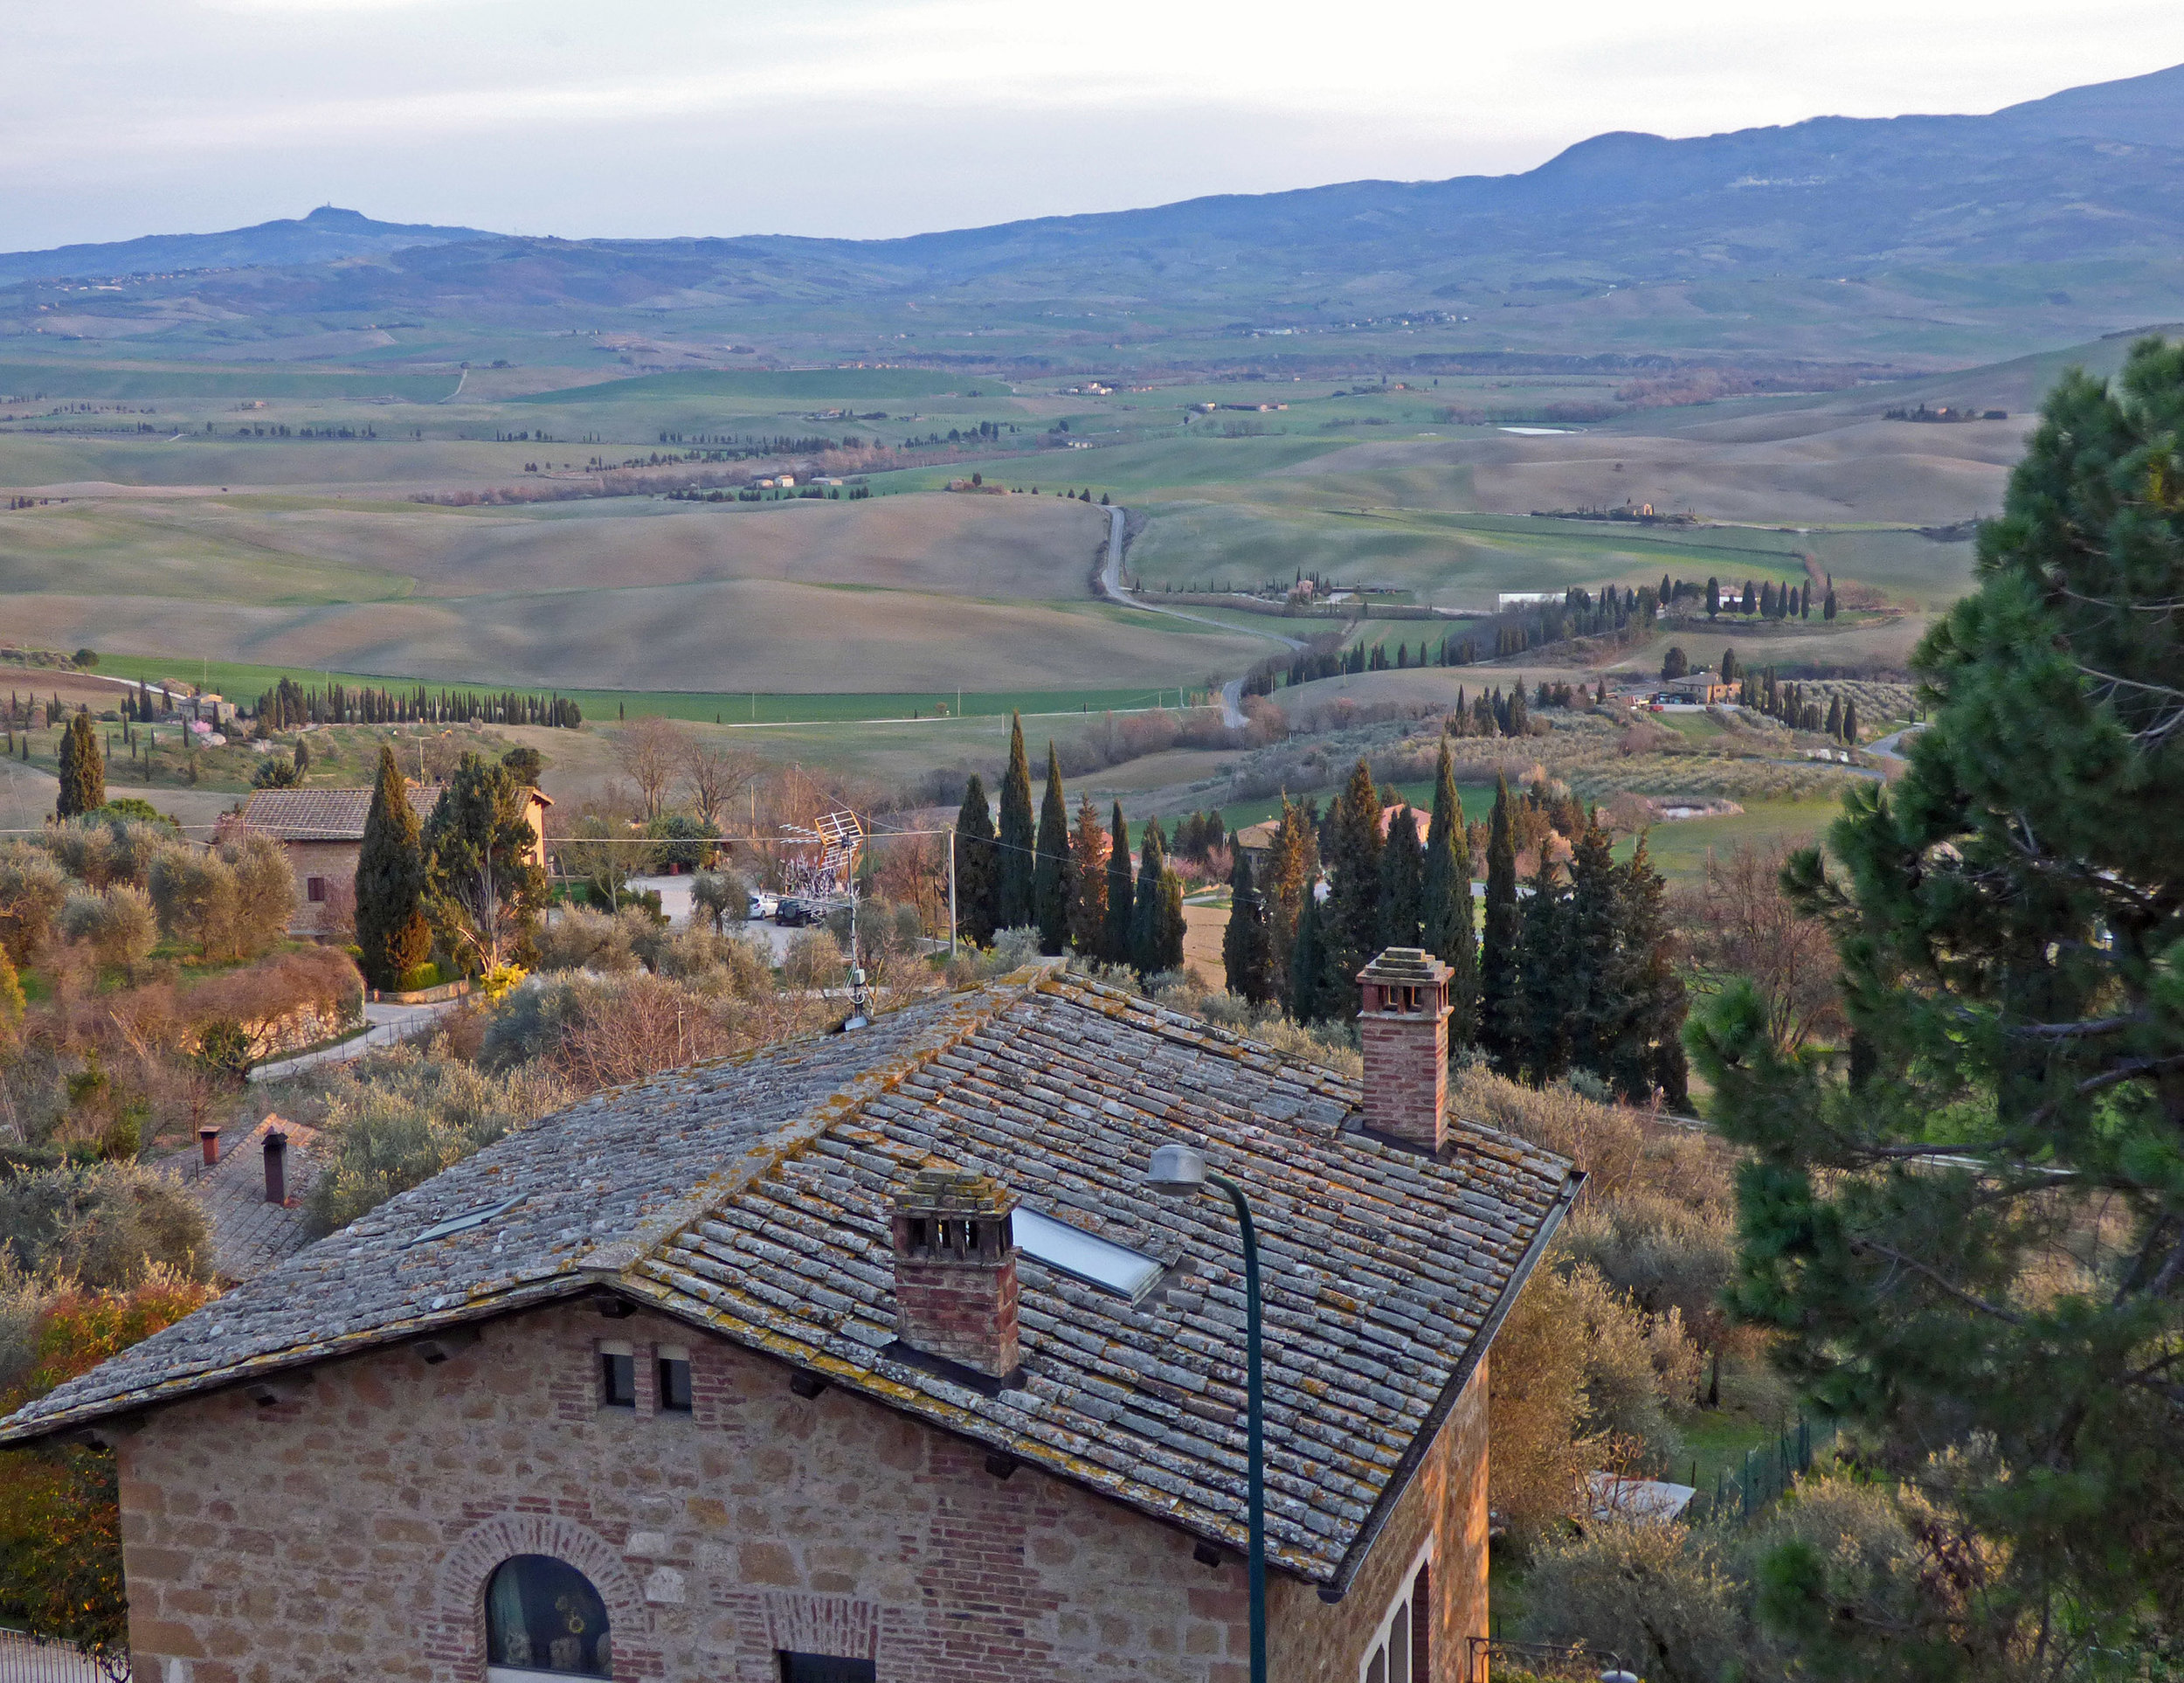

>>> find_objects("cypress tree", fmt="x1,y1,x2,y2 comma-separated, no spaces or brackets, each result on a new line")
1376,804,1423,948
55,710,104,819
1101,803,1134,965
421,751,548,973
1222,845,1272,1004
1031,743,1072,955
1420,741,1477,1045
1289,887,1329,1022
1842,698,1860,744
1129,819,1169,975
995,713,1036,930
1516,850,1572,1085
1066,794,1108,954
1607,832,1686,1106
1565,810,1621,1081
355,745,431,989
1261,798,1317,1006
1321,760,1384,1014
953,775,999,948
1826,695,1843,738
1151,868,1186,976
1478,773,1524,1077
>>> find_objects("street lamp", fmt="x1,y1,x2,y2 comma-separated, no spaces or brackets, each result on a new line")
1146,1144,1266,1683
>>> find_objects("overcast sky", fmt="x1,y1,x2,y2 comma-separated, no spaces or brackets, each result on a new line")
5,0,2181,251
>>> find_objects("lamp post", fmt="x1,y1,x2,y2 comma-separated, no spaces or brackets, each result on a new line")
1146,1144,1265,1683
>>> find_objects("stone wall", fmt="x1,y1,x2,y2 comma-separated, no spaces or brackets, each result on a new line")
115,1299,1491,1683
278,840,358,938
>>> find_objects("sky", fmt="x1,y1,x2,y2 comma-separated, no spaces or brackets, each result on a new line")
5,0,2182,252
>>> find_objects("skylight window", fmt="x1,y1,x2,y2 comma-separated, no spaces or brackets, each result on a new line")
410,1196,523,1246
1013,1207,1164,1300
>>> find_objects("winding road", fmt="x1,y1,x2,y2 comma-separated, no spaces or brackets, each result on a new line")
1095,504,1304,727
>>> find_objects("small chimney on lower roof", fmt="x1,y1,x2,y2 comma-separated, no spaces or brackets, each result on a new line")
1357,946,1454,1151
890,1168,1020,1379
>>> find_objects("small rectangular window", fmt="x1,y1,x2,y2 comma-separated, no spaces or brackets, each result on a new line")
306,876,326,903
658,1355,692,1412
600,1351,635,1409
778,1654,875,1683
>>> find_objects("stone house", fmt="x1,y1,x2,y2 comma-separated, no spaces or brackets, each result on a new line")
0,956,1576,1683
238,784,552,937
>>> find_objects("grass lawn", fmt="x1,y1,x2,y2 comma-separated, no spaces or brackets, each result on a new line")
1615,797,1847,879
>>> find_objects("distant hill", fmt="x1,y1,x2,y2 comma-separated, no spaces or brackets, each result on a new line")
0,205,492,287
6,62,2182,366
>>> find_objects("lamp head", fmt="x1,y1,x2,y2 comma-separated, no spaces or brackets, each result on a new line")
1144,1144,1208,1199
1600,1670,1640,1683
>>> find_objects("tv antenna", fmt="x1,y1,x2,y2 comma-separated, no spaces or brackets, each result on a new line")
780,809,869,1026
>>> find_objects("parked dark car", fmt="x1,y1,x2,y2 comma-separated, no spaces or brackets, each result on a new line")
776,897,822,927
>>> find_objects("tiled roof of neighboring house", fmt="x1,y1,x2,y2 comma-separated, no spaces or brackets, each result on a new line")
0,973,1576,1591
237,785,440,842
238,782,549,842
185,1116,321,1281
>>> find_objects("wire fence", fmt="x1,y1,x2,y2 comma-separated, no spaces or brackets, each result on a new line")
1685,1413,1836,1526
0,1630,128,1683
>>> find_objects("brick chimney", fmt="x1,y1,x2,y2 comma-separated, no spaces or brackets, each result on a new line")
890,1168,1020,1378
1357,947,1454,1150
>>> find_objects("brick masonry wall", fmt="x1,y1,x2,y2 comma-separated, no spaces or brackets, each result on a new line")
1358,1015,1448,1149
116,1302,1489,1683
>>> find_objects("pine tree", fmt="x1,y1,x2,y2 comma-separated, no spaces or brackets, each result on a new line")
1478,773,1524,1077
55,710,104,819
1289,886,1330,1022
1222,846,1272,1004
996,713,1036,930
355,745,431,989
1420,741,1477,1045
1032,743,1072,955
1376,804,1423,948
1101,803,1134,965
1689,340,2184,1666
1321,760,1385,1013
1129,819,1170,975
953,775,999,948
1066,794,1108,954
422,751,547,973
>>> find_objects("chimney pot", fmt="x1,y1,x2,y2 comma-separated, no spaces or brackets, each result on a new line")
1356,947,1453,1150
891,1167,1020,1378
198,1126,220,1167
262,1127,288,1206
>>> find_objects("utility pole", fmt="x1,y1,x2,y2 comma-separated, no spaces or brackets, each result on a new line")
948,826,958,959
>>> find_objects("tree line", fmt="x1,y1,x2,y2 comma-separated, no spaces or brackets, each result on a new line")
253,676,583,731
952,717,1688,1103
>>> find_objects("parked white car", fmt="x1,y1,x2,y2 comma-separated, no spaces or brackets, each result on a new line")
748,890,780,919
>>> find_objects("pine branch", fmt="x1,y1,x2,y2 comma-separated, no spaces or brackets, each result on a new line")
1850,1236,2025,1325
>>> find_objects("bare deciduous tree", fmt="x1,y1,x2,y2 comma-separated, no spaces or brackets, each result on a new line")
615,717,690,821
681,740,760,834
1674,842,1841,1054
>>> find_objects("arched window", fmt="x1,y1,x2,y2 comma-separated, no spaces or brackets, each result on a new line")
485,1555,612,1678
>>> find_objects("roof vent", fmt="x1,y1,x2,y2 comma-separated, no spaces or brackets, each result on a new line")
1357,947,1453,1151
890,1168,1019,1379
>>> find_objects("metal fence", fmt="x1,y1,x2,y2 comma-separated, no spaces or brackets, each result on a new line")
1466,1637,1628,1680
1685,1413,1836,1526
0,1630,129,1683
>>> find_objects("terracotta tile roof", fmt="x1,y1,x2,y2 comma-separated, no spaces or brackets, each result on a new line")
237,785,440,841
0,973,1575,1590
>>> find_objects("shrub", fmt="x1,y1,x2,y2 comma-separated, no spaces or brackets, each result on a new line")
41,817,177,890
397,962,442,993
0,843,69,964
689,869,749,932
192,1019,251,1081
532,905,642,973
147,834,294,959
180,946,363,1035
1520,1519,1746,1683
303,1048,570,1234
782,929,846,993
58,885,158,974
0,1161,213,1289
